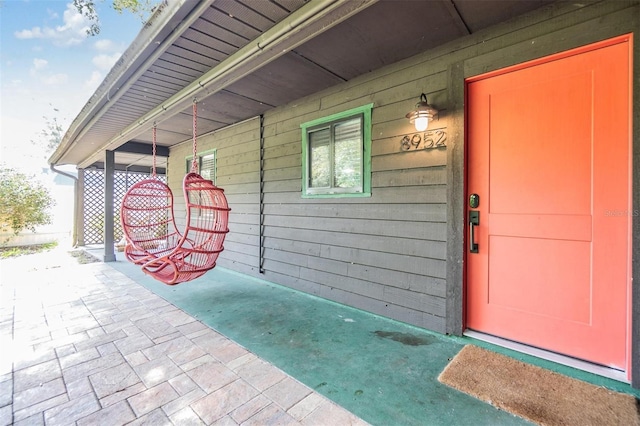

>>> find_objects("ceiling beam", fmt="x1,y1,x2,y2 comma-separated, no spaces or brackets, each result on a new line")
78,0,379,169
443,0,471,36
115,141,170,157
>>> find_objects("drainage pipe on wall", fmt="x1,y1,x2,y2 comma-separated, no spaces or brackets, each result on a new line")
259,114,265,274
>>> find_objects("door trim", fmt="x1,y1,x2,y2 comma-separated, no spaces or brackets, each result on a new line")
465,34,632,84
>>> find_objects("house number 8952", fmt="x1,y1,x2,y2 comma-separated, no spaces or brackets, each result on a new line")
400,129,447,151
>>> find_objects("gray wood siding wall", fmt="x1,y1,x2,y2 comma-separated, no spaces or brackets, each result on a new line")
168,118,261,274
167,1,639,339
260,72,451,332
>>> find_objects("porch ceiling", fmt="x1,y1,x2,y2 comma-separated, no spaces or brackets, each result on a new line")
50,0,555,170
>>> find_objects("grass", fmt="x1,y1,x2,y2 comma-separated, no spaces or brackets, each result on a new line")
0,241,58,259
0,241,100,264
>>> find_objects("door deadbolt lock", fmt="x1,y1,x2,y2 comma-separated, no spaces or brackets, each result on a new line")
469,194,480,209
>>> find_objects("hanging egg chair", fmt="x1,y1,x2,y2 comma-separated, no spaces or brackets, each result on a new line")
120,103,230,285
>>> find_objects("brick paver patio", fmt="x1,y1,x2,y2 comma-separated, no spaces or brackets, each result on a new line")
0,249,367,425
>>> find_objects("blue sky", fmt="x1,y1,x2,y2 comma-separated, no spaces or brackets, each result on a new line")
0,0,149,172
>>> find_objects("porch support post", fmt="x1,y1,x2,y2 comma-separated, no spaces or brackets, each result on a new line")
103,150,116,262
76,169,85,247
445,61,465,336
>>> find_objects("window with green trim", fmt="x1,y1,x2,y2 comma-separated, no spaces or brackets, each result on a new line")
301,104,372,197
186,150,217,183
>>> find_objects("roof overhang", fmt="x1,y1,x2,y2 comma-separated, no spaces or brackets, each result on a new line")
50,0,556,170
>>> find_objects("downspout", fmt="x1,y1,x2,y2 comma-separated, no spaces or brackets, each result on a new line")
50,164,79,247
259,114,265,274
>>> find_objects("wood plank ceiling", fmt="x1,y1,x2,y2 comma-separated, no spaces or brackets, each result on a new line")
56,0,554,169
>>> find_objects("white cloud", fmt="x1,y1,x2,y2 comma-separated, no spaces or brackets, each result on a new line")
46,9,60,20
32,58,48,70
42,74,69,86
94,39,115,51
14,3,90,47
92,53,121,71
15,27,44,39
84,71,103,92
27,58,67,85
30,58,48,76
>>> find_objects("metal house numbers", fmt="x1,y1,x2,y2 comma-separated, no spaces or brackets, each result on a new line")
400,128,447,151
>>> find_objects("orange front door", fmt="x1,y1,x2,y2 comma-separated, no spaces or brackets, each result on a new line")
466,37,632,369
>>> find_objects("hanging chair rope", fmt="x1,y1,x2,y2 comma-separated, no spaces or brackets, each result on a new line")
152,123,157,178
120,100,230,285
191,100,198,174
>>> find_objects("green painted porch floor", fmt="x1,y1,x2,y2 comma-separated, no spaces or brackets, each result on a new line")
104,255,640,423
105,257,531,425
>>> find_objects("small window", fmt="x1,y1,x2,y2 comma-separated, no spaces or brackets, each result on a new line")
301,104,373,197
186,150,217,183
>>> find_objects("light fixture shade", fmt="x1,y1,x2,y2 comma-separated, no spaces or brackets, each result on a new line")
406,93,438,131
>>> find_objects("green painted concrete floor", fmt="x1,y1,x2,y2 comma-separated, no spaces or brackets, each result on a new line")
101,253,640,425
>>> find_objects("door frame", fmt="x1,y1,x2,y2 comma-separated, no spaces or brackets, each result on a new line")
445,32,638,386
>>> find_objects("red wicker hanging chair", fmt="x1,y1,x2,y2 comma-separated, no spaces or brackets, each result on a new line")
120,104,230,285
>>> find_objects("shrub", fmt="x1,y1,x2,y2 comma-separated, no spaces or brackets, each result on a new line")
0,168,55,236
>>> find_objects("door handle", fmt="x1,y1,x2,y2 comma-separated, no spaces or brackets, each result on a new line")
469,211,479,254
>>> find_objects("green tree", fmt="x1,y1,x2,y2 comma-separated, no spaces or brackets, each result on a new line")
0,168,55,236
73,0,159,36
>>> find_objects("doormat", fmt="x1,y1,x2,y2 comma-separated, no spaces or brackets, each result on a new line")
438,345,640,426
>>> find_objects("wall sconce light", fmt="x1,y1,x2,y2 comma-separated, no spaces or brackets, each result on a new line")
406,93,438,131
